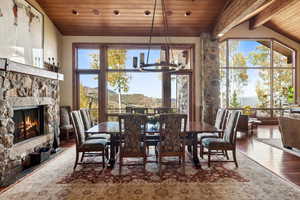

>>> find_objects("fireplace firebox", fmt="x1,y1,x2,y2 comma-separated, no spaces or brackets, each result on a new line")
12,106,45,144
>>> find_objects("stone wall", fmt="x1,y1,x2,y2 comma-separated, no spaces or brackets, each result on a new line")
0,70,60,186
176,75,189,116
201,33,220,125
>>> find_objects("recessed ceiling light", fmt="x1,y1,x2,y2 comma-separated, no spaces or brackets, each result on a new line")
92,9,100,16
218,33,224,37
185,11,192,16
144,10,151,16
113,10,120,16
72,9,79,15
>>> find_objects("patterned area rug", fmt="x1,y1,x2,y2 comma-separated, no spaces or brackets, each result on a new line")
256,138,300,157
1,146,300,200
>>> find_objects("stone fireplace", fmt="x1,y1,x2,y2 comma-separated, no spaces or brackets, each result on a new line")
0,58,64,186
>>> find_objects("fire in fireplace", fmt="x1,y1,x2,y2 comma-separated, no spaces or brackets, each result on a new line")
12,106,45,144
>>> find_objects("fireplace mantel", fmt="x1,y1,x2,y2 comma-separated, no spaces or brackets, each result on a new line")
0,58,64,81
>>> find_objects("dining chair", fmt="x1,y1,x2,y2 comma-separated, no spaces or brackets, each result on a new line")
201,110,241,167
80,108,110,140
198,108,228,158
59,106,74,140
156,113,187,176
70,110,108,170
118,114,148,175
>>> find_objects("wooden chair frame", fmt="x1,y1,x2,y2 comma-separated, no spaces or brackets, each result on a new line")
118,114,148,175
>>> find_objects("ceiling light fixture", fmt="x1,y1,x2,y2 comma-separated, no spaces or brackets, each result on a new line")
185,11,192,16
113,10,120,16
133,0,184,72
72,9,79,15
144,10,151,16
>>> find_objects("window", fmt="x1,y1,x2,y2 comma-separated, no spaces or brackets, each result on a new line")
74,44,194,122
220,39,296,118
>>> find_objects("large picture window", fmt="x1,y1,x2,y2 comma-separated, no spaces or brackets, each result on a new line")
73,44,194,122
220,39,296,118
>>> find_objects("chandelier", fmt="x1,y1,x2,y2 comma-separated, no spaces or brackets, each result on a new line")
133,0,185,72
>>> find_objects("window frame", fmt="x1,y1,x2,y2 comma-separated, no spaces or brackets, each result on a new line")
220,38,297,118
73,43,195,122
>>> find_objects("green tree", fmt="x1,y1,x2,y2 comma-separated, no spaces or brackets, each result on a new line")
230,90,241,108
219,40,249,108
89,50,130,112
249,44,294,109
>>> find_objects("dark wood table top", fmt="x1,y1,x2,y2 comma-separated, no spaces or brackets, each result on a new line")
86,121,220,134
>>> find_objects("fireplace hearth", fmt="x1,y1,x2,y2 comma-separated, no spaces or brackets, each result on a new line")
12,106,45,144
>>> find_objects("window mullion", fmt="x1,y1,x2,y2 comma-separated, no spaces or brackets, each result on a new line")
226,40,230,108
270,40,274,118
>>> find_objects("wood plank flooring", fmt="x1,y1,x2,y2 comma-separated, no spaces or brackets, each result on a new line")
237,125,300,187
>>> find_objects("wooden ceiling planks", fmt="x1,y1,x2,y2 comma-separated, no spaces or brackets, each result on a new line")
36,0,228,36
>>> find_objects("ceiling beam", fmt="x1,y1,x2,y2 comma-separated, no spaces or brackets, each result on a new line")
213,0,274,38
249,0,299,30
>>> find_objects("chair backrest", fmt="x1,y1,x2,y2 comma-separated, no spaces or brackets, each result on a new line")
60,106,71,127
154,107,173,114
214,108,227,130
70,110,86,146
222,111,241,144
159,113,187,153
80,108,92,130
119,114,147,154
125,106,133,113
132,107,148,114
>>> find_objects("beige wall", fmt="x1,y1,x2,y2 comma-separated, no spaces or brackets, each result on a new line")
221,21,300,103
60,36,202,121
28,0,62,64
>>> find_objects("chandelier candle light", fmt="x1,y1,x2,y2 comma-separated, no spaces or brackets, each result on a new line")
133,0,185,72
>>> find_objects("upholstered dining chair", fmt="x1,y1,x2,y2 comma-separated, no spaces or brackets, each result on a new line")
156,113,187,176
80,108,110,140
70,111,108,170
201,110,241,168
59,106,74,141
198,108,228,158
118,114,148,175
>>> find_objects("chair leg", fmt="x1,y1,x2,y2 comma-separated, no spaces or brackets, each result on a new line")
102,150,105,169
232,149,238,168
143,155,147,174
182,152,185,175
74,150,79,170
225,150,229,160
80,152,85,162
208,149,211,168
155,147,158,163
159,155,162,177
200,145,204,159
119,156,122,176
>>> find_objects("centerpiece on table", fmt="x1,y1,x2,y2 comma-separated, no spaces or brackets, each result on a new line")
147,114,160,130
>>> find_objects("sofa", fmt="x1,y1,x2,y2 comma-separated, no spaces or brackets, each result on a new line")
278,116,300,149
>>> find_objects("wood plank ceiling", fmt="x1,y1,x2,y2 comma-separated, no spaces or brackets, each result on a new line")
36,0,228,36
265,0,300,43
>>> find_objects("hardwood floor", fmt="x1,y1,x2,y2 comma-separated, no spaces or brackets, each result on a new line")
237,125,300,187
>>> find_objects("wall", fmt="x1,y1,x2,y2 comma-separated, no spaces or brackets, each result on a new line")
60,36,202,121
27,0,62,65
220,21,300,103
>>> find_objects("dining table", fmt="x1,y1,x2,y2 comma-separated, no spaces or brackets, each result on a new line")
86,121,221,169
